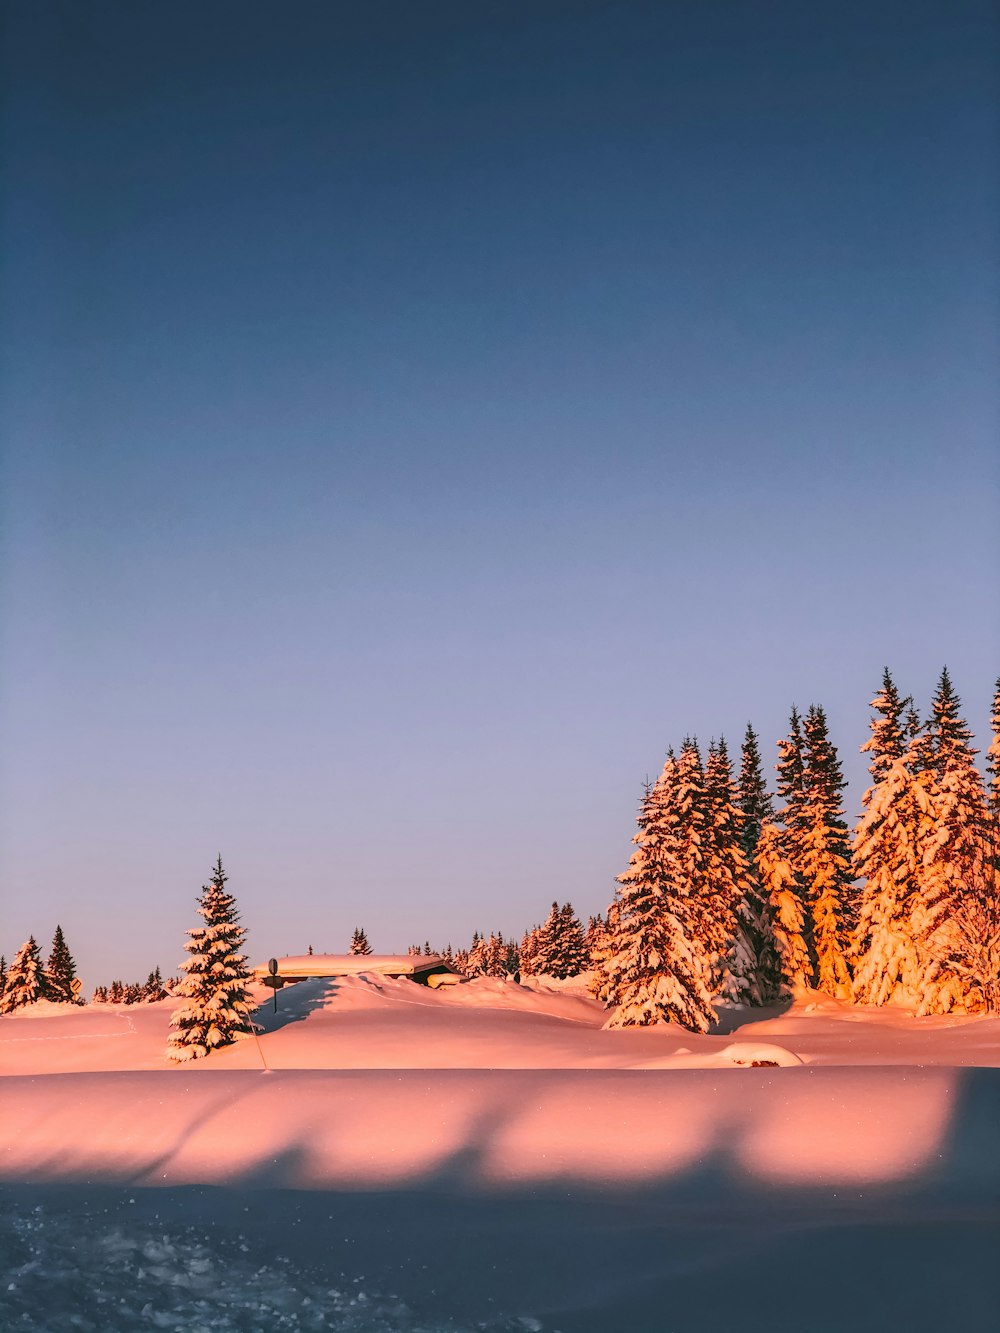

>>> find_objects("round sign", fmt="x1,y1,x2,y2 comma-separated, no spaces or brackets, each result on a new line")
267,958,278,976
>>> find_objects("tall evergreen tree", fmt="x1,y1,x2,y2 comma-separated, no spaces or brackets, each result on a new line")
705,739,762,1005
928,667,987,865
988,678,1000,814
45,925,78,1003
349,927,372,956
737,723,774,863
597,762,717,1032
775,705,808,873
915,669,989,1010
166,857,253,1062
0,955,6,995
0,936,49,1012
852,675,936,1007
754,820,811,996
800,705,853,997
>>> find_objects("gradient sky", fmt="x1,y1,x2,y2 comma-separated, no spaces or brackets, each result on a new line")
2,0,998,987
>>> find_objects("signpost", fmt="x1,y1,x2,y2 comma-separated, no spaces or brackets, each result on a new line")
260,957,281,1012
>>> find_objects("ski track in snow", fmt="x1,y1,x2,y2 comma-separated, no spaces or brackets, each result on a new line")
0,1012,138,1044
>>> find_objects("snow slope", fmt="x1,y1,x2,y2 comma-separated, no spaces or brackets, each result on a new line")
1,977,998,1332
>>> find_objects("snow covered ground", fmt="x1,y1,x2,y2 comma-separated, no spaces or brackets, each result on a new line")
2,976,998,1331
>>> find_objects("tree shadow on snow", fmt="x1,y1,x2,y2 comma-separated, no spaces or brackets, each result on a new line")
709,997,793,1035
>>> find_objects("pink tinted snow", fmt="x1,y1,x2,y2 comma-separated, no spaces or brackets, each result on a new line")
1,975,997,1194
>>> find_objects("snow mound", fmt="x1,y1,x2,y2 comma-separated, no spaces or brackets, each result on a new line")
717,1042,804,1067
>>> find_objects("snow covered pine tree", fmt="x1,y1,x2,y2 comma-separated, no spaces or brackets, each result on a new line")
349,927,373,956
45,924,80,1003
166,857,254,1062
0,936,49,1013
597,755,719,1033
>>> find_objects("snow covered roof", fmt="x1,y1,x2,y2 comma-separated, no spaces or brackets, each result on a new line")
251,954,460,980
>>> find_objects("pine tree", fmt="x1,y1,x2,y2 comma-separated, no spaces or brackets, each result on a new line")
987,678,1000,814
734,724,783,1001
737,723,774,863
597,762,717,1032
704,739,762,1005
540,903,588,979
928,667,988,866
144,967,166,1001
518,927,541,976
108,979,125,1004
852,676,935,1007
0,936,49,1012
349,927,372,956
583,913,607,969
754,820,811,996
166,856,253,1062
92,984,108,1004
800,705,853,997
0,955,6,995
45,925,78,1003
914,669,989,1011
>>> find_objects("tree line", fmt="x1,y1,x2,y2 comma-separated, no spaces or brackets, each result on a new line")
592,668,999,1030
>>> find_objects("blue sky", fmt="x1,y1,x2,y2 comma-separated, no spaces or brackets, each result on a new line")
2,0,997,985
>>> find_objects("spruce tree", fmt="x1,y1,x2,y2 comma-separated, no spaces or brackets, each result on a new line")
800,705,853,997
597,762,717,1032
92,984,108,1004
544,903,587,979
755,820,811,996
166,856,253,1062
0,936,49,1012
928,668,988,867
0,955,6,995
852,675,933,1007
915,669,989,1011
349,927,372,956
737,723,774,863
144,967,166,1001
704,739,762,1005
988,678,1000,814
45,925,78,1003
583,913,607,970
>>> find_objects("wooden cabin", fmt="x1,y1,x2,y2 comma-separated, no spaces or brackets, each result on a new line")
251,953,465,988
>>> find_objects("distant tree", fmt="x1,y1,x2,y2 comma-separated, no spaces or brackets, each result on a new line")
0,936,49,1012
349,927,372,956
583,913,607,969
92,984,109,1004
144,967,166,1001
0,955,6,995
531,902,587,979
166,856,253,1062
45,925,79,1003
518,926,541,976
